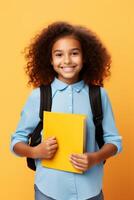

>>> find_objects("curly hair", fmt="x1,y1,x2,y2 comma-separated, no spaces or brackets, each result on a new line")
24,21,111,87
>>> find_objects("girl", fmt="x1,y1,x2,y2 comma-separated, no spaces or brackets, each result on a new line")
11,21,122,200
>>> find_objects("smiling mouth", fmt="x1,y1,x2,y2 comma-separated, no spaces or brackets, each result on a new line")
60,66,76,72
60,66,76,68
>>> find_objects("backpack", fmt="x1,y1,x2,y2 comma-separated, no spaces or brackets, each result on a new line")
27,84,104,171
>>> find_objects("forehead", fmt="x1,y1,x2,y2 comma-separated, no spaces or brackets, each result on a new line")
52,36,81,51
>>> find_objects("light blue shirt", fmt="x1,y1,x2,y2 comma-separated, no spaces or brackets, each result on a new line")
11,78,122,200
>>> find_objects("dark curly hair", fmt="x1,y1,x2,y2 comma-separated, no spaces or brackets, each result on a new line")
24,21,111,87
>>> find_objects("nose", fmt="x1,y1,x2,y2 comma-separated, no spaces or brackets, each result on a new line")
63,54,71,64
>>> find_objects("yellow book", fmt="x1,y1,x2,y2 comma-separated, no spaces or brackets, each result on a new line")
41,111,87,174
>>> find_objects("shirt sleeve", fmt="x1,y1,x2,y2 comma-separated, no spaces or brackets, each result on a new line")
10,88,40,155
101,87,122,154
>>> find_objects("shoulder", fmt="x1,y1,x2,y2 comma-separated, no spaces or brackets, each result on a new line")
23,87,40,111
100,87,109,99
100,87,112,110
28,87,40,99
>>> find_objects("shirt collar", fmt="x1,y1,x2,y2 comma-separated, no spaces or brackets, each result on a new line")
51,77,85,94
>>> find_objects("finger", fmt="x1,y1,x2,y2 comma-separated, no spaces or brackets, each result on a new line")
71,153,84,159
70,160,87,171
71,163,85,171
49,144,58,150
71,154,89,164
70,155,86,165
49,149,57,155
47,136,56,140
70,155,83,162
70,158,87,167
46,137,57,142
47,139,57,145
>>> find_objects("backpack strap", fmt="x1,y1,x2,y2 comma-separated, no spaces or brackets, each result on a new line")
40,85,52,120
89,85,104,149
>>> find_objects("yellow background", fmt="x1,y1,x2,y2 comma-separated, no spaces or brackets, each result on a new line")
0,0,133,199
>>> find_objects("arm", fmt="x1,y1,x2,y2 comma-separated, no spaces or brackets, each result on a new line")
70,143,117,172
11,88,58,160
70,87,122,171
13,136,58,159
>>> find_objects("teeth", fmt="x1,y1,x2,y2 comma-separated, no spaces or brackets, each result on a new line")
61,67,75,72
61,66,75,69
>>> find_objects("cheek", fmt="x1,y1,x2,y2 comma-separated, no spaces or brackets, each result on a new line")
52,57,62,66
73,55,83,63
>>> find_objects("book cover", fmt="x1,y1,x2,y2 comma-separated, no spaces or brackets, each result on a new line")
41,111,87,173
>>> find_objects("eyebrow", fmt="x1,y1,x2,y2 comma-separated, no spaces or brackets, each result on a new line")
53,48,81,53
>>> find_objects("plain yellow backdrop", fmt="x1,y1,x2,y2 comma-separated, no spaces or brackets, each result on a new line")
0,0,133,199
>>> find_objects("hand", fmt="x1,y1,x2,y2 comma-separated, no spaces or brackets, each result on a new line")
69,152,98,172
33,136,58,159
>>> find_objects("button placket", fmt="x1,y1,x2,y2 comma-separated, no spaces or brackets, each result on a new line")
68,86,73,113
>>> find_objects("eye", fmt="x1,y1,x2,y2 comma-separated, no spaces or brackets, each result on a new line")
72,51,79,55
55,53,62,57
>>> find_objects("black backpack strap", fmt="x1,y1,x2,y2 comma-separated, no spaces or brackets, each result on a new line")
40,85,52,120
27,85,52,171
89,85,104,149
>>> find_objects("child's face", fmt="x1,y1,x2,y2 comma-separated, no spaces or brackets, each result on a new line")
51,36,83,84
